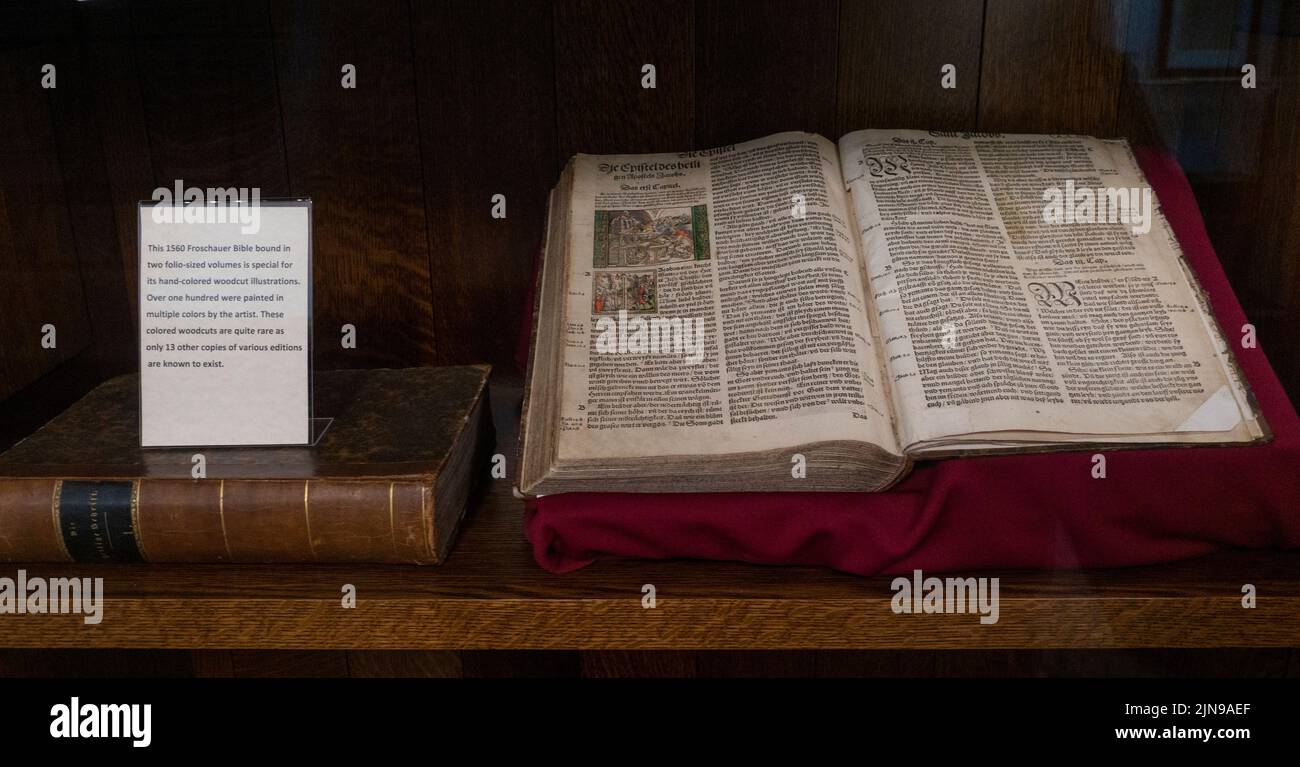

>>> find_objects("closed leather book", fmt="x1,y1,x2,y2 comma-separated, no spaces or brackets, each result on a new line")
0,365,492,565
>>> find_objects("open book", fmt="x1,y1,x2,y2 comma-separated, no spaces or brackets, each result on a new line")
519,130,1268,495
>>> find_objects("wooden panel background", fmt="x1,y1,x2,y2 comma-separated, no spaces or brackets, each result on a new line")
273,0,436,370
1,0,1296,418
0,0,1297,675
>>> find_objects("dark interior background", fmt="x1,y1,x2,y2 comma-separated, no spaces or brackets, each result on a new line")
1,0,1298,450
0,0,1298,677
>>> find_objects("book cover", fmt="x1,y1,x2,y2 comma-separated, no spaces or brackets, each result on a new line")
0,365,492,564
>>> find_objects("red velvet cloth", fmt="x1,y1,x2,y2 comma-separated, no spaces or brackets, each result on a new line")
522,148,1300,575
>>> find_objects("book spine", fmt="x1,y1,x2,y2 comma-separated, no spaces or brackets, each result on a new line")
0,477,438,564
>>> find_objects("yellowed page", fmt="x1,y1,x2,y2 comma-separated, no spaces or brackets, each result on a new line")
555,132,899,462
838,129,1257,450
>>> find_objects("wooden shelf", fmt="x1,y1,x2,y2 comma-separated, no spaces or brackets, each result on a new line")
2,380,1296,650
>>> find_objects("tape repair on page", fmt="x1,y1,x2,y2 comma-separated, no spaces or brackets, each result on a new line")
1175,385,1243,432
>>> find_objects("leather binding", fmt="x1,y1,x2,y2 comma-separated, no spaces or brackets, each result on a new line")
0,366,493,565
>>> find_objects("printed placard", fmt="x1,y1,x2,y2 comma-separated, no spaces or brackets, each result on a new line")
137,199,312,447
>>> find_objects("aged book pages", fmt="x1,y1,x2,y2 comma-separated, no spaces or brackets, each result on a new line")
838,130,1265,455
521,129,1267,496
519,132,908,494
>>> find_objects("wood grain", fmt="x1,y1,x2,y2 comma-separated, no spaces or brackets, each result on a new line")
75,0,159,324
131,0,290,197
1,379,1296,651
978,0,1131,135
41,2,135,381
836,0,984,135
124,0,291,353
1,0,1299,666
696,0,839,146
0,4,93,400
271,0,437,370
2,0,1298,401
554,0,695,160
411,0,557,373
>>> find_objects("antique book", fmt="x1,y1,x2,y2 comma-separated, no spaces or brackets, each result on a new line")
0,365,492,564
519,130,1268,495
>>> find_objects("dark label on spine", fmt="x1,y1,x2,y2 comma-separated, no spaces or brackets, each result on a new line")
58,481,144,563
